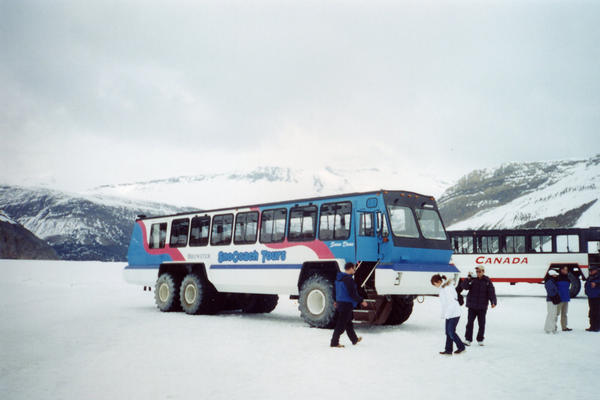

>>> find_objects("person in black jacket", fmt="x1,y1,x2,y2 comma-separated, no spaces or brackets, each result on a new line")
544,269,561,333
585,265,600,332
330,262,368,348
461,265,497,346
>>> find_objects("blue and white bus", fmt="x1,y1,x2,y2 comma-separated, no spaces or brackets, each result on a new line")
124,190,458,327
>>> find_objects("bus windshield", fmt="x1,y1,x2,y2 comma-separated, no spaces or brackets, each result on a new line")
415,208,447,240
387,205,420,238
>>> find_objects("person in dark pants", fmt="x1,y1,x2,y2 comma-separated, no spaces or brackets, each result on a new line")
431,274,466,355
330,262,367,348
461,265,497,346
556,266,572,331
585,265,600,332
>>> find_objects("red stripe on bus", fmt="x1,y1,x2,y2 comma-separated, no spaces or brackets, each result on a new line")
490,278,543,283
138,220,185,261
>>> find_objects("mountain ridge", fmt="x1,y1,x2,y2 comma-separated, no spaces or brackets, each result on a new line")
0,210,59,260
438,154,600,230
0,185,191,261
2,156,598,261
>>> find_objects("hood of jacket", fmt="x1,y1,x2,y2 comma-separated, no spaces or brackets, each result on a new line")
336,271,351,281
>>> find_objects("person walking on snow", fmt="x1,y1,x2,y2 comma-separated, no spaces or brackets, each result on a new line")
431,274,466,355
556,266,572,331
330,262,367,348
585,265,600,332
461,265,497,346
544,269,561,333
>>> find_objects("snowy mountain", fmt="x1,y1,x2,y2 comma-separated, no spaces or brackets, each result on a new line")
2,156,598,262
0,210,59,259
0,186,190,261
438,155,600,230
88,166,451,209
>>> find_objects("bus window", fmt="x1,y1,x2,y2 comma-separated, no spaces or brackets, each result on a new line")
531,235,552,253
211,214,234,246
359,213,374,237
169,218,190,247
234,211,259,245
377,212,389,238
149,223,167,249
260,208,287,243
319,202,351,241
189,216,210,247
452,236,473,254
477,236,499,253
288,205,317,241
387,205,419,238
556,234,579,253
505,235,525,253
415,208,447,240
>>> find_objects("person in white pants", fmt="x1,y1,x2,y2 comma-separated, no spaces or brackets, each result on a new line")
544,270,561,333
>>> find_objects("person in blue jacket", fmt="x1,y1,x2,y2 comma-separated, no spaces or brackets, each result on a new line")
585,265,600,332
544,269,561,333
330,262,367,348
556,266,572,331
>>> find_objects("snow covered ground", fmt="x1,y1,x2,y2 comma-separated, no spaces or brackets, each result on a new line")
1,260,597,400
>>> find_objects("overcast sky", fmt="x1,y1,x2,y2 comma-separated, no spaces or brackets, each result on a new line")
1,0,599,192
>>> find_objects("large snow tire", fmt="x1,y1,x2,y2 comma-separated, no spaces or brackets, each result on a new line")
155,273,182,312
260,294,279,313
179,273,220,315
385,296,414,325
568,272,581,298
298,274,336,328
242,294,279,313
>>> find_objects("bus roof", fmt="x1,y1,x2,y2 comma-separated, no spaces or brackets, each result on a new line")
137,189,437,221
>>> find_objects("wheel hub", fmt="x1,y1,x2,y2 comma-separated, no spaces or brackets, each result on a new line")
307,289,326,315
158,283,170,303
184,284,197,304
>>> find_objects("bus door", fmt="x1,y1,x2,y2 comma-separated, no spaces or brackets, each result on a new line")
354,210,380,292
588,240,600,274
355,210,379,261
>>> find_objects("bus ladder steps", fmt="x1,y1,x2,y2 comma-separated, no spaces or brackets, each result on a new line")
360,261,380,288
352,289,392,325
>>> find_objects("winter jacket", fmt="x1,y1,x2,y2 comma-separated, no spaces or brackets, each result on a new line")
556,275,571,303
461,275,497,310
439,283,461,319
335,272,363,307
545,278,561,304
585,272,600,299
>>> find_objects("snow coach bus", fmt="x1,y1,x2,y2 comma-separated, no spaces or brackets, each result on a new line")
124,190,459,327
448,227,600,297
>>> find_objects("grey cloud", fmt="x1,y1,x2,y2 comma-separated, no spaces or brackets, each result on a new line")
1,1,599,188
